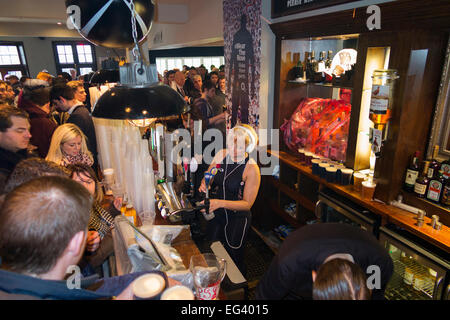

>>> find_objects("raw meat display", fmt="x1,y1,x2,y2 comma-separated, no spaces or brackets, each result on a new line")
280,97,352,162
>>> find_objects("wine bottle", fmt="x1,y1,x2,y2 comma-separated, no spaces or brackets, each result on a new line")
414,161,430,198
325,50,333,69
429,145,441,173
404,151,420,193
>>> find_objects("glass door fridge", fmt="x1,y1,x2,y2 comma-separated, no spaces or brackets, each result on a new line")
316,188,381,237
379,224,450,300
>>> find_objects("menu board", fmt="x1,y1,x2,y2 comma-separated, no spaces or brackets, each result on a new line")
272,0,357,18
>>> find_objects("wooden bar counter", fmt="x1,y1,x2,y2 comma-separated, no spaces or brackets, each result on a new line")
267,149,450,254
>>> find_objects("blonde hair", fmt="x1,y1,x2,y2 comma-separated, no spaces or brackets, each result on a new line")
46,123,93,165
36,71,53,83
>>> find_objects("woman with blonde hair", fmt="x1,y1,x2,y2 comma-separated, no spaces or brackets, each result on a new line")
46,123,94,167
198,124,261,275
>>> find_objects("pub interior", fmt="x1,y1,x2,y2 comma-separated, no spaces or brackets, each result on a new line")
0,0,449,303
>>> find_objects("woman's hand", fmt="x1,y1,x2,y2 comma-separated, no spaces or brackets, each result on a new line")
86,231,101,252
198,179,207,193
200,199,223,214
113,197,123,212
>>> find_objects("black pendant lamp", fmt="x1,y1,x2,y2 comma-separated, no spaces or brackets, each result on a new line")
92,83,188,119
89,69,120,84
67,0,187,122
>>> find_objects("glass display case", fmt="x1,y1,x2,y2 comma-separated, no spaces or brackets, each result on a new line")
380,224,450,300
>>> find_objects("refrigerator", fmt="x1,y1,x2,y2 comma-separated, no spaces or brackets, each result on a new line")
379,223,450,300
315,188,381,237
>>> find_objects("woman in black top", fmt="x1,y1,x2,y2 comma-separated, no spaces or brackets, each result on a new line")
199,125,261,275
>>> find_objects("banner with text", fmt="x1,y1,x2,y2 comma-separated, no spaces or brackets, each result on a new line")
224,0,261,131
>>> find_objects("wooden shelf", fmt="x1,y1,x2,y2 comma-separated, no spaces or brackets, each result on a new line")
286,80,354,90
269,199,301,229
266,149,450,253
268,175,316,212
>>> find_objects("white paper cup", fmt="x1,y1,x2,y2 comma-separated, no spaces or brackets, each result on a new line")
161,285,195,300
132,273,167,300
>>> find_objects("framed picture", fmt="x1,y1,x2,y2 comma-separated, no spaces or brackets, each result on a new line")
271,0,357,19
427,37,450,161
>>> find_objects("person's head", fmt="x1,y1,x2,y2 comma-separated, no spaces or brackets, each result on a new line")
198,65,207,78
312,258,371,300
0,105,31,152
227,126,251,160
0,81,7,103
22,79,50,109
67,163,103,204
50,83,75,112
218,76,226,92
4,158,69,194
46,123,92,164
188,68,198,80
0,176,92,277
167,70,176,84
209,71,219,86
193,74,203,91
36,71,53,85
174,71,186,87
5,75,19,85
67,80,87,103
202,80,216,100
57,72,72,82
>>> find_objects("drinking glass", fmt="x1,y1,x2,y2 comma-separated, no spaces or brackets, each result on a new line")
189,253,226,300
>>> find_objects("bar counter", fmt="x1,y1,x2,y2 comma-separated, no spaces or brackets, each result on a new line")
267,149,450,254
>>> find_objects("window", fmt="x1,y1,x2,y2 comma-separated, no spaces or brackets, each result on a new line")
53,41,97,78
0,42,29,80
155,56,225,75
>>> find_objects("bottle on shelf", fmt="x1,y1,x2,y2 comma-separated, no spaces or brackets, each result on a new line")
325,50,333,69
414,161,430,198
304,51,312,81
440,156,449,180
442,177,450,206
429,145,441,174
310,50,318,73
426,170,445,203
318,51,326,72
404,151,420,193
287,52,304,81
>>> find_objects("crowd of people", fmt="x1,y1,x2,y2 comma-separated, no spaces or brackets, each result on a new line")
0,65,393,301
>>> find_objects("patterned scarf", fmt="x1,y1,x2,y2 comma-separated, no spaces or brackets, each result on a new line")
61,152,93,167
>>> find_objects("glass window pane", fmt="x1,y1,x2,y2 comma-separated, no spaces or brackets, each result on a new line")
66,54,74,64
78,55,86,63
76,45,85,55
85,55,93,63
211,58,221,68
192,58,201,67
184,58,193,67
80,67,92,75
8,46,18,55
167,59,175,71
0,46,7,54
65,46,72,54
59,54,67,63
3,56,11,65
10,56,20,65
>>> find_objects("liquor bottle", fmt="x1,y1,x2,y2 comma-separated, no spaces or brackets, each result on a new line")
305,51,312,81
429,145,441,173
441,177,450,206
325,50,333,69
414,161,430,198
121,193,128,215
125,201,137,226
440,157,450,180
426,170,445,203
369,70,398,132
318,51,326,72
404,151,420,192
310,50,318,73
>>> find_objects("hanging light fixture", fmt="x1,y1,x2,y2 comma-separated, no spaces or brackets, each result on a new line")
66,0,188,121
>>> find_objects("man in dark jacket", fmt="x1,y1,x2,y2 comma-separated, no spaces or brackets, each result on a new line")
50,83,98,170
0,176,171,300
18,79,57,158
0,105,32,193
255,223,393,300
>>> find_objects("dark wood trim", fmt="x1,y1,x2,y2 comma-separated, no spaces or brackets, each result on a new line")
270,0,450,39
271,0,356,19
